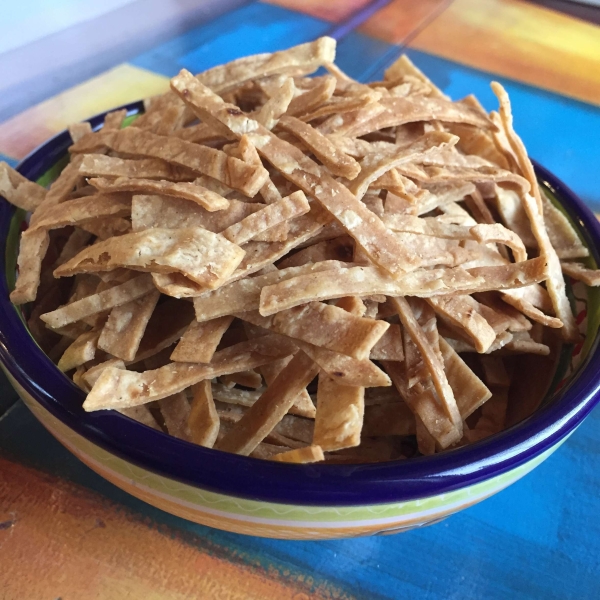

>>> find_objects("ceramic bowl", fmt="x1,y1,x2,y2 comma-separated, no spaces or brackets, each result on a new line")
1,103,599,540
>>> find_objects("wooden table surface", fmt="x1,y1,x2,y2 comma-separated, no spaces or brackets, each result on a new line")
1,1,600,598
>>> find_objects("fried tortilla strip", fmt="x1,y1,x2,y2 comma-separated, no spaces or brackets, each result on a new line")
470,223,527,262
83,358,126,388
287,75,336,117
216,350,319,455
84,334,296,410
300,89,382,123
439,337,491,418
41,274,155,329
541,194,588,259
193,260,347,322
118,405,161,430
479,355,511,388
391,297,462,436
277,116,360,179
220,370,262,389
54,227,245,289
79,154,196,181
68,121,93,143
561,261,600,286
158,392,191,439
198,37,335,94
188,380,220,447
259,259,547,315
313,373,364,451
502,330,550,356
427,295,496,353
384,54,447,98
467,388,509,442
0,162,47,211
89,177,229,212
77,127,269,198
369,324,404,361
28,194,131,231
273,445,324,463
362,402,416,437
222,191,309,245
349,132,457,200
10,228,50,304
277,236,354,269
256,77,295,130
170,316,233,363
97,289,160,361
57,329,101,372
103,108,128,130
170,70,428,280
80,217,131,240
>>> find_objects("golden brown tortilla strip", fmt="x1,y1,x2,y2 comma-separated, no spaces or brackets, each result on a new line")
79,154,196,181
83,358,126,388
118,405,161,430
68,121,93,143
97,289,161,361
540,194,588,259
277,236,354,269
80,217,131,240
0,162,47,211
220,370,263,389
384,54,447,98
369,324,404,361
215,350,319,455
187,380,220,447
158,392,191,439
287,75,336,117
10,228,50,304
54,227,245,289
470,223,527,262
103,108,128,130
57,328,101,372
40,274,155,329
256,77,295,130
561,261,600,286
170,316,233,363
273,445,324,463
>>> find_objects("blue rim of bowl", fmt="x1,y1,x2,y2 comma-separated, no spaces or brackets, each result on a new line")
1,101,599,508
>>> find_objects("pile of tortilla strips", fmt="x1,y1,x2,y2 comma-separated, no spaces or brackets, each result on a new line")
2,37,599,464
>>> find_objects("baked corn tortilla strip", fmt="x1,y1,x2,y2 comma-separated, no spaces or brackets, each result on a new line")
369,324,404,361
28,193,131,232
286,75,336,117
80,217,131,240
84,334,297,410
427,295,497,353
97,289,160,361
384,54,447,98
255,77,295,130
197,37,335,94
362,402,416,437
495,186,537,247
272,445,324,463
10,228,50,304
259,259,547,315
54,227,245,289
470,223,527,262
103,108,128,130
76,127,269,198
439,337,492,419
415,182,476,215
0,162,47,211
170,71,426,280
79,154,196,181
540,194,588,259
277,116,360,179
220,369,262,389
89,177,229,212
41,274,155,329
57,328,101,372
158,392,191,440
390,296,462,435
349,131,457,200
299,89,382,123
83,358,126,388
277,236,354,269
334,295,366,317
118,405,161,431
561,261,600,286
170,316,233,363
215,350,319,455
187,380,220,447
313,373,364,452
501,330,550,356
193,260,348,322
68,121,92,143
222,191,309,245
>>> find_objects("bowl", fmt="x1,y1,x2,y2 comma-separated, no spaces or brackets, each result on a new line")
1,102,600,540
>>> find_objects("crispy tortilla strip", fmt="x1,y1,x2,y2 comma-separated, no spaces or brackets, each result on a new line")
470,223,527,262
68,121,93,143
277,236,354,269
287,75,336,117
384,54,446,98
349,132,457,200
541,194,588,259
170,70,428,280
29,194,131,231
369,324,404,361
300,89,382,123
427,295,496,353
74,127,269,198
193,260,346,322
467,388,509,442
97,289,160,361
362,402,416,437
313,373,364,451
259,259,547,315
10,228,50,304
0,162,47,211
256,77,295,130
273,445,324,463
103,108,128,130
79,154,196,181
220,370,263,389
57,329,100,372
80,217,131,239
334,295,366,317
495,186,537,247
118,405,161,430
84,334,296,410
41,274,155,329
439,337,491,418
277,116,360,179
502,330,550,356
222,191,309,245
54,227,245,289
391,297,462,435
188,380,220,447
479,355,511,387
89,177,229,212
158,392,191,439
170,316,233,363
215,350,319,455
561,261,600,286
83,358,126,388
198,37,335,94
